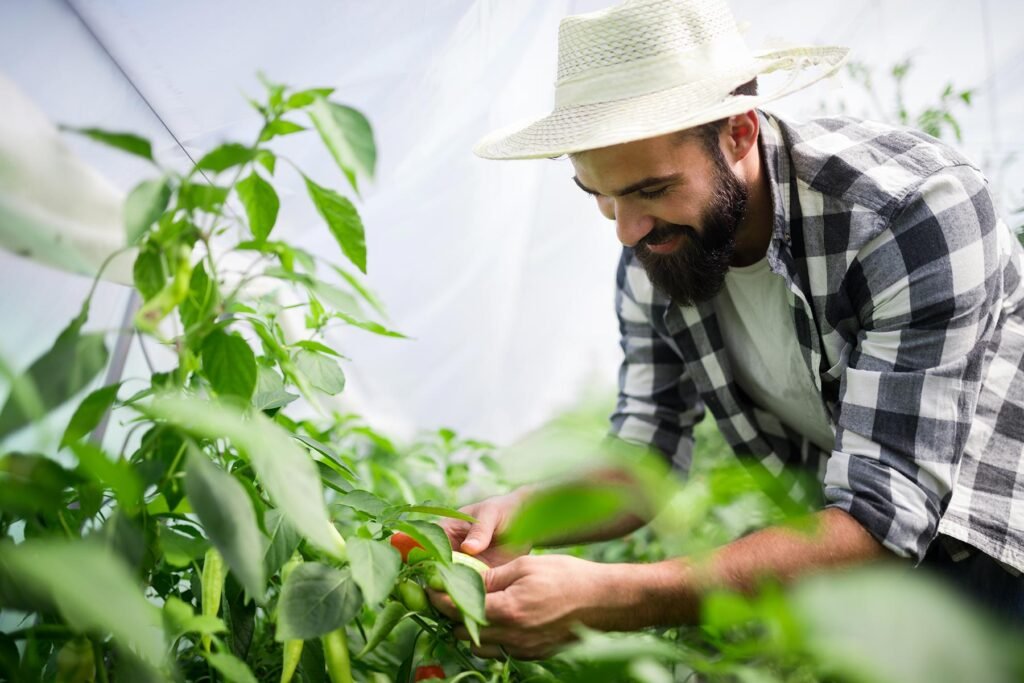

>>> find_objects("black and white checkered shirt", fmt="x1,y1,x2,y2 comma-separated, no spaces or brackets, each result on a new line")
610,111,1024,571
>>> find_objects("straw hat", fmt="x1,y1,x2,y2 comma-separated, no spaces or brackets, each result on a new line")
474,0,848,159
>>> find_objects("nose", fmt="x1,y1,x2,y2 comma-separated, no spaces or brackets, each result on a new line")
611,199,654,248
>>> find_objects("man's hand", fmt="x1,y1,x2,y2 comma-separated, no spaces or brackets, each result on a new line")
441,489,533,567
430,554,642,659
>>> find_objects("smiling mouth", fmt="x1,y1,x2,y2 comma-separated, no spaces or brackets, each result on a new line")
640,226,689,254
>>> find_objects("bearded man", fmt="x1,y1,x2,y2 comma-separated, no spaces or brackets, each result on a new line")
430,0,1024,658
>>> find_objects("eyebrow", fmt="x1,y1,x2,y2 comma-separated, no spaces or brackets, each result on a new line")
572,173,683,197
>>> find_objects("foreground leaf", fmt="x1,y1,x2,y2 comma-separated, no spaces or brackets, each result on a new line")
277,563,362,640
391,521,451,564
184,449,266,600
435,563,487,625
347,538,401,606
196,143,255,174
503,483,630,546
0,540,165,666
293,349,346,395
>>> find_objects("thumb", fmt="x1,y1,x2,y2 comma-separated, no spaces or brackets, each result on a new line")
483,557,527,593
460,507,499,555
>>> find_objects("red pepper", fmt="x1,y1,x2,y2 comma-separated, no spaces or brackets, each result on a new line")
389,532,423,562
414,664,446,681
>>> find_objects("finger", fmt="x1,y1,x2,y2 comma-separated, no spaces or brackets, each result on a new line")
461,506,501,555
483,557,527,593
426,589,462,621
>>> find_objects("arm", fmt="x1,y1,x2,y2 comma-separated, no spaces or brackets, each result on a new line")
432,508,886,659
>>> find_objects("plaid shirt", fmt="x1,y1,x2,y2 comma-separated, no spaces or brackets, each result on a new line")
610,111,1024,571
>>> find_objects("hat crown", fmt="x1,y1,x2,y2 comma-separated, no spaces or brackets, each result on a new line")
556,0,747,83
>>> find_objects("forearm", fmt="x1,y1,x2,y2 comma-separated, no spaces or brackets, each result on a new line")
599,508,887,629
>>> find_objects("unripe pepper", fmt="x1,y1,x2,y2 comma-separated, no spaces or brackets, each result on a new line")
55,636,95,683
321,628,353,683
279,554,304,683
201,547,226,653
396,579,429,613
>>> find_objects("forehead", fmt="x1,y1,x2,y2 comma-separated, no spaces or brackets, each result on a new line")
570,131,709,190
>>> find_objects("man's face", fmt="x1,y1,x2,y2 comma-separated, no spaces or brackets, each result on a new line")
570,129,749,306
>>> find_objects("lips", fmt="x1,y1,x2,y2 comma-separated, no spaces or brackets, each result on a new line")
640,226,688,255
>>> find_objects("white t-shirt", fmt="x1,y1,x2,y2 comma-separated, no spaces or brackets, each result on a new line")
713,256,836,453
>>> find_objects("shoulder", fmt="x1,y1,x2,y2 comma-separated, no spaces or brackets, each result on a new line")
774,114,983,219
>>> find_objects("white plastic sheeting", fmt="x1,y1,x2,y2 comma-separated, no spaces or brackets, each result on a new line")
1,0,1022,449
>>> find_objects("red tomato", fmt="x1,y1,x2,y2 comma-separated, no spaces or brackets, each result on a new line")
389,532,424,562
414,664,446,681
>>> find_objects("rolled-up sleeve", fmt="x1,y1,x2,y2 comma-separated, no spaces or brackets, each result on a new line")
826,165,1003,562
608,250,704,475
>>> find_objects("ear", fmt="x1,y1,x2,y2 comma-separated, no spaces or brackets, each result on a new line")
722,110,759,163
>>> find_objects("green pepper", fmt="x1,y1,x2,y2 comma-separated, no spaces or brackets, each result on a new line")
397,579,429,613
321,628,353,683
55,636,95,683
279,553,304,683
201,548,226,653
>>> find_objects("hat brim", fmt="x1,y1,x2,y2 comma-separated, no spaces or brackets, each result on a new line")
474,45,849,160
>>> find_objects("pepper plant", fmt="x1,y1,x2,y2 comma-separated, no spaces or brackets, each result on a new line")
0,75,494,683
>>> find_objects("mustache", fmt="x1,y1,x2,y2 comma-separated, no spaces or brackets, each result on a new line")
637,223,698,250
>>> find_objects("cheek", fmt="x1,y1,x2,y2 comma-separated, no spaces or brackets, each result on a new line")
596,196,614,220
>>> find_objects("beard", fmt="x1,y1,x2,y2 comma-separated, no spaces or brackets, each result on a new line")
633,150,749,307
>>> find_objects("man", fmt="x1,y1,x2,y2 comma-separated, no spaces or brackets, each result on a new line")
430,0,1024,659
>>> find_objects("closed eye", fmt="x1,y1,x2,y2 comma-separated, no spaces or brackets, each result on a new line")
636,186,669,200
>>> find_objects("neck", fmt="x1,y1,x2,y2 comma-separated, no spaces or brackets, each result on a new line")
730,139,773,268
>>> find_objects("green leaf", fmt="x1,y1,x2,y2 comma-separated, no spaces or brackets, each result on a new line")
252,366,298,412
65,127,154,161
334,489,390,518
293,435,357,481
0,540,166,666
205,651,258,683
163,596,226,640
255,149,277,175
0,452,81,517
285,88,335,110
503,483,630,546
0,307,108,439
196,143,256,173
158,523,209,568
184,448,267,600
263,509,302,581
347,538,401,606
179,182,229,213
60,382,121,448
276,563,362,641
435,562,487,625
236,172,279,241
333,311,406,338
392,521,451,564
304,176,367,273
356,601,409,658
70,442,142,511
308,98,376,193
201,331,258,400
293,349,346,395
125,178,171,245
179,261,218,330
399,505,477,524
146,395,344,558
259,119,307,142
292,340,344,358
133,246,166,301
332,265,387,318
